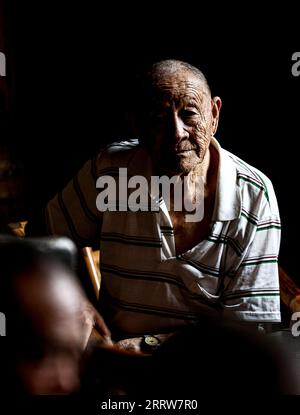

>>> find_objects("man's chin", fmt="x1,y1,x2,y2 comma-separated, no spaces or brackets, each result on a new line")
176,156,200,174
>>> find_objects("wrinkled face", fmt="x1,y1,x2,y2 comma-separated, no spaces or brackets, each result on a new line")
139,71,219,174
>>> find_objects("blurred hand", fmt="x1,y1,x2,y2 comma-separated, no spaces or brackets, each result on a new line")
79,299,112,350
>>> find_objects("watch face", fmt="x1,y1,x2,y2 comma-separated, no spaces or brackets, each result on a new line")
144,335,160,347
141,335,161,353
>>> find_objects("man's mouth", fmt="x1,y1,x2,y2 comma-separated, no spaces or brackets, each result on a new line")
176,149,195,156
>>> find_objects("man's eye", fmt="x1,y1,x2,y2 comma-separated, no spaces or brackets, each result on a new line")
182,110,197,117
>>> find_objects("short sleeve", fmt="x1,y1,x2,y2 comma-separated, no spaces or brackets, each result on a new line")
46,156,102,248
221,180,281,323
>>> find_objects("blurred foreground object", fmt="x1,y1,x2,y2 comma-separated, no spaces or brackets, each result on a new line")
0,235,110,394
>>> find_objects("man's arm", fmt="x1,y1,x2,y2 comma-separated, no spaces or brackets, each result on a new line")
221,179,281,324
46,157,102,248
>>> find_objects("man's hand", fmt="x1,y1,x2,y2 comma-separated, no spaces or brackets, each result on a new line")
78,299,112,350
114,337,143,353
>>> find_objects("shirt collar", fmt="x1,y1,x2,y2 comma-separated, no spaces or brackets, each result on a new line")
211,137,241,222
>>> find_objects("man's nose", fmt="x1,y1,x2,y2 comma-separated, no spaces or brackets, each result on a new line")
171,113,188,142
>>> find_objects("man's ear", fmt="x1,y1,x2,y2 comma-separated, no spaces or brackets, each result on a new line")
211,97,222,135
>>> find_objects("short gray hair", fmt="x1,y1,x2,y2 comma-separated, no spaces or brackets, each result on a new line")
145,59,211,94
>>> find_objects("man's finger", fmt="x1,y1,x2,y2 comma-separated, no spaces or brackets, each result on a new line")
93,309,111,340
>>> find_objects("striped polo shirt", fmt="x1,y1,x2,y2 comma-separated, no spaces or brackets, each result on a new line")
46,138,281,337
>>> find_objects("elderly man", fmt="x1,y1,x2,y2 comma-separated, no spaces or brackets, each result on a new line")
46,60,281,340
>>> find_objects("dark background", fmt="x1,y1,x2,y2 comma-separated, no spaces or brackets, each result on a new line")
1,2,300,283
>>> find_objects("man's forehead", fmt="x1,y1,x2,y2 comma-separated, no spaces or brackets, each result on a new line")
149,81,208,110
151,71,209,101
155,70,205,89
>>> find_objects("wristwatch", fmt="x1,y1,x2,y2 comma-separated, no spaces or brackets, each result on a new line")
140,335,161,353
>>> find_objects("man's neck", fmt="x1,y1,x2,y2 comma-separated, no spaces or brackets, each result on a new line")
188,147,211,189
182,148,213,204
